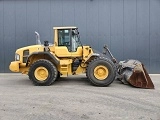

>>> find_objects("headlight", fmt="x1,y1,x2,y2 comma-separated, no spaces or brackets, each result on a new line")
15,53,20,61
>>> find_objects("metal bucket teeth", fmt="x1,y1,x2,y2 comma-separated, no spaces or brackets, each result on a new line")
119,60,154,89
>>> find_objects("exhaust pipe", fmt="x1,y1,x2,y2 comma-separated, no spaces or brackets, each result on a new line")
35,31,41,45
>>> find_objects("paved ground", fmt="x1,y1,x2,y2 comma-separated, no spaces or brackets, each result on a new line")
0,74,160,120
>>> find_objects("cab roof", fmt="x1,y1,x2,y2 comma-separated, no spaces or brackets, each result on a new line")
53,26,77,30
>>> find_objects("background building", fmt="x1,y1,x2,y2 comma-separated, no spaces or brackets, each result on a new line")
0,0,160,73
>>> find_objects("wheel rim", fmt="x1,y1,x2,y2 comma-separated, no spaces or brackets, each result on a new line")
94,65,109,80
34,67,49,81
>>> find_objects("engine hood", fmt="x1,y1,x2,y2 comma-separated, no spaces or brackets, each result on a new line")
16,45,44,54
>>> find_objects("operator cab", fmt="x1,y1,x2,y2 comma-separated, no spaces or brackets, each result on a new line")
55,27,82,52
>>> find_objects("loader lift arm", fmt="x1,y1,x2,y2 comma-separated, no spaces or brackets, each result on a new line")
103,45,154,89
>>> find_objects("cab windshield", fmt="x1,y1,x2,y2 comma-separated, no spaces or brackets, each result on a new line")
71,29,81,52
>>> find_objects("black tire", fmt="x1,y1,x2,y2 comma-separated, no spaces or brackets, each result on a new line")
86,57,116,87
28,59,58,86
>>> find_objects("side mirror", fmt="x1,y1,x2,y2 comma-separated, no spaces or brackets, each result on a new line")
72,31,76,35
72,30,79,35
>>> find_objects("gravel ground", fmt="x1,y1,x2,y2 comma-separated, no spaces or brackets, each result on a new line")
0,74,159,120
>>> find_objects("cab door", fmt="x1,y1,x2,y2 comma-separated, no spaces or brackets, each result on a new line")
55,28,82,58
55,29,71,57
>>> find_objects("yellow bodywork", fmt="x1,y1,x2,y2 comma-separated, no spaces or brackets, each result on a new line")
9,26,95,77
9,61,20,72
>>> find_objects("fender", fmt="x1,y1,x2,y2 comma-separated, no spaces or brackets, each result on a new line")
26,52,59,66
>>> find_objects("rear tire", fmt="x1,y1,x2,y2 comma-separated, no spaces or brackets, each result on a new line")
86,57,116,86
28,59,58,86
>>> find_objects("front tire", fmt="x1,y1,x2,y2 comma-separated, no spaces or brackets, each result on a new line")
86,57,116,87
28,59,58,86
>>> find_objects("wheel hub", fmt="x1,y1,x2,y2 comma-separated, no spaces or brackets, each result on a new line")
34,67,49,81
94,65,109,80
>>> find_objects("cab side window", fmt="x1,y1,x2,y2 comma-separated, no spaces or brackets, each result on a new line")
58,29,70,47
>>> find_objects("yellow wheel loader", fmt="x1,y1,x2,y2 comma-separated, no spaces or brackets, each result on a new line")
9,26,154,89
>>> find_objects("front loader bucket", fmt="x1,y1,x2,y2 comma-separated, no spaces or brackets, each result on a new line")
118,60,154,89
